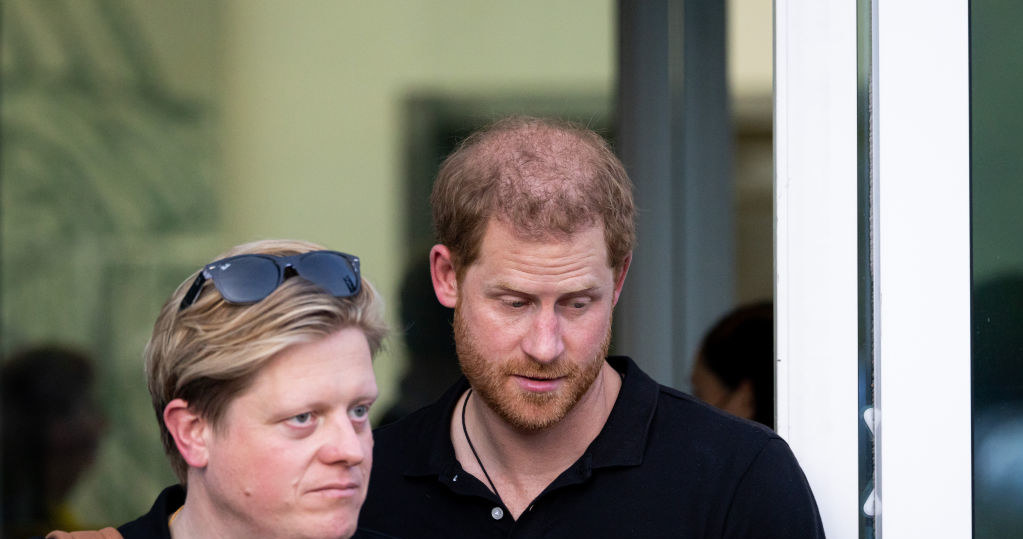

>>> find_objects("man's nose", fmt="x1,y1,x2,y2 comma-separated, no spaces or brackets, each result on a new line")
318,415,367,465
521,306,565,363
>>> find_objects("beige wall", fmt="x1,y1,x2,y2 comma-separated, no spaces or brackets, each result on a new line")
729,0,774,303
729,0,773,103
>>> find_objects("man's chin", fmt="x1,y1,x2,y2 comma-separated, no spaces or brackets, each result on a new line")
490,387,575,432
499,409,566,433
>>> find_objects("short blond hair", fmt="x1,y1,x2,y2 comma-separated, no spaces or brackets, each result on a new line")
144,239,387,483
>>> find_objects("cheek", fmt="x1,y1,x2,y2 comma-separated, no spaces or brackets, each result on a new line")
220,436,307,492
466,305,521,350
362,432,374,470
568,311,613,349
361,428,373,460
357,432,374,498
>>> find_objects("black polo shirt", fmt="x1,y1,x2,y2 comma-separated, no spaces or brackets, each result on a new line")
360,356,824,538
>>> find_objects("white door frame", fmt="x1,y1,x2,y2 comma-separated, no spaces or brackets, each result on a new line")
873,1,972,537
775,1,972,537
774,1,859,536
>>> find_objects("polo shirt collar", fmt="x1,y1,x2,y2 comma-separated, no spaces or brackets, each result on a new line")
403,356,658,479
587,356,658,468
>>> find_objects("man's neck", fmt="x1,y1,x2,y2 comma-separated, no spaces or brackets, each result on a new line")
171,481,252,539
450,360,622,520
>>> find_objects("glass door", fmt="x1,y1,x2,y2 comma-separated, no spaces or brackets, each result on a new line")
970,1,1023,536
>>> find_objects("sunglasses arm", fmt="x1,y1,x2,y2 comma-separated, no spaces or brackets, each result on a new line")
179,270,210,310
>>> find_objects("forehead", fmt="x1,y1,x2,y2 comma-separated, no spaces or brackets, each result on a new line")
236,328,376,406
468,219,613,288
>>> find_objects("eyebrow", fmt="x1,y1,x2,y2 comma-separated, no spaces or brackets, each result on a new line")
275,386,379,414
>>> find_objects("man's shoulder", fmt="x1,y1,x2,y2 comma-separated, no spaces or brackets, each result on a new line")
611,355,778,449
608,355,784,480
621,365,823,535
116,484,183,539
656,381,775,438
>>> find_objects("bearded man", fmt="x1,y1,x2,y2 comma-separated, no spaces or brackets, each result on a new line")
360,117,824,538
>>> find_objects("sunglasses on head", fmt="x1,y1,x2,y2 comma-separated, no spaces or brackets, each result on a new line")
179,250,361,311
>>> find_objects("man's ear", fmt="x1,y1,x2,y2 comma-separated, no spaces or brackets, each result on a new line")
611,252,632,306
430,244,459,308
163,398,211,469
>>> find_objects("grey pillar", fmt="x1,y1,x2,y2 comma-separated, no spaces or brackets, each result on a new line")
615,0,734,390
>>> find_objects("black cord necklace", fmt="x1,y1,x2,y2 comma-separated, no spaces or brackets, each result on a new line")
461,388,502,500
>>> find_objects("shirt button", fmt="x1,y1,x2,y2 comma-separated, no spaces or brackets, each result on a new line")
491,507,504,520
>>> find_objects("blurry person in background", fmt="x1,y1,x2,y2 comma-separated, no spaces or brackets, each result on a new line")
2,346,107,538
40,239,390,539
690,301,775,429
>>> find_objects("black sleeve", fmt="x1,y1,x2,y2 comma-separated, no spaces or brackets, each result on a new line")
723,437,826,539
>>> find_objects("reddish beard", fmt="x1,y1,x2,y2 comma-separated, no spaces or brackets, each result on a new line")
453,306,612,432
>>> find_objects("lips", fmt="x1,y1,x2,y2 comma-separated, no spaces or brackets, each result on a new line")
513,374,565,392
308,482,361,498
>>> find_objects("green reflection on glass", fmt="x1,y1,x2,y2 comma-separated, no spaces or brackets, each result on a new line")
971,1,1023,537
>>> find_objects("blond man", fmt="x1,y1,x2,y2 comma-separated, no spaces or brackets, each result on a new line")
46,240,392,539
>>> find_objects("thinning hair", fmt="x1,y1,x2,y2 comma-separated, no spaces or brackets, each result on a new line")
145,239,387,483
431,116,635,279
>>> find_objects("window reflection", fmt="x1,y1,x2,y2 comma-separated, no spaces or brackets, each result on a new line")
971,1,1023,535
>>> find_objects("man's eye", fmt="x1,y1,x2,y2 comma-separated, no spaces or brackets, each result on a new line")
351,405,370,420
563,298,590,310
288,412,314,426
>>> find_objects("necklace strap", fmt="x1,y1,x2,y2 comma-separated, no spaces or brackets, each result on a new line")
462,388,502,501
168,505,183,528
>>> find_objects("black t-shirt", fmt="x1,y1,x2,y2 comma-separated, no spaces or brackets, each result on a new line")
360,356,825,538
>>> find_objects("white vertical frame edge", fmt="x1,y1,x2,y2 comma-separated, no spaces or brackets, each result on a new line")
774,1,859,537
875,1,972,536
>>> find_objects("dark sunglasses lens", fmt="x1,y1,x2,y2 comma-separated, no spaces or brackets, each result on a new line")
297,252,360,297
212,256,280,303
